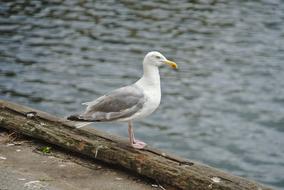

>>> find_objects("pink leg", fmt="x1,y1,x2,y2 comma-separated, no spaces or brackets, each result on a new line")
128,121,146,149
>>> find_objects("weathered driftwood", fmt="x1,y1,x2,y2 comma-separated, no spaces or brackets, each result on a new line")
0,100,272,190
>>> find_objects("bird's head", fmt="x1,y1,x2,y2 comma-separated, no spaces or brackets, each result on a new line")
143,51,178,69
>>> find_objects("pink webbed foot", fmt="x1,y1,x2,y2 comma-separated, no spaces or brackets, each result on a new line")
131,140,147,149
134,139,147,146
128,121,147,149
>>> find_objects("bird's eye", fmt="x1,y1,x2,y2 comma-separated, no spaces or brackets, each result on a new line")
155,55,161,59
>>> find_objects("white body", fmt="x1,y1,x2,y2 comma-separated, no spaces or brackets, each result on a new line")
70,51,177,139
118,65,161,122
72,51,176,127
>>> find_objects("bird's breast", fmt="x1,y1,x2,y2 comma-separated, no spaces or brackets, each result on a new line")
133,85,161,119
144,86,161,107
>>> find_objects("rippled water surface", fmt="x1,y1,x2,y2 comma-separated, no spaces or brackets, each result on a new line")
1,0,284,188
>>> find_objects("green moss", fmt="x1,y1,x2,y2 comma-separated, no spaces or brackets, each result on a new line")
41,146,51,154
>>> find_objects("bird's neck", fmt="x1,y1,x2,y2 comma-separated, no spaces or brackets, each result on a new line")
136,64,160,87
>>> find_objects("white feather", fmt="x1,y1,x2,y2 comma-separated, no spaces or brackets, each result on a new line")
74,122,93,128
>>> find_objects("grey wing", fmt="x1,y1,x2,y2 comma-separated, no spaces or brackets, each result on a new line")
80,85,145,121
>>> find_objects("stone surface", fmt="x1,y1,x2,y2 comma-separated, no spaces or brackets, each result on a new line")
0,130,155,190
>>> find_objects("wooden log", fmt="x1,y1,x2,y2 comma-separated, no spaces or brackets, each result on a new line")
0,100,272,190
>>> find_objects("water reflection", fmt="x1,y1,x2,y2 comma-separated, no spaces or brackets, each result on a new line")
1,0,284,188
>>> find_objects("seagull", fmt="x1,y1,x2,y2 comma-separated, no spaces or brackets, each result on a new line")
67,51,178,149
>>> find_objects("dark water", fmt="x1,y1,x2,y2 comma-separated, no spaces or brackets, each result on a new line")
1,0,284,188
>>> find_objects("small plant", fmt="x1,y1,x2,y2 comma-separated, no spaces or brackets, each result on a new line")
41,146,51,154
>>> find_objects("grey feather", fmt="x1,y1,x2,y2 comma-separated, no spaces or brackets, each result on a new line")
79,84,145,121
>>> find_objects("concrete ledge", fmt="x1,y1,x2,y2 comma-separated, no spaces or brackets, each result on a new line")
0,129,158,190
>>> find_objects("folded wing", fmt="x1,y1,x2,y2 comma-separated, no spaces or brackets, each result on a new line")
68,84,145,122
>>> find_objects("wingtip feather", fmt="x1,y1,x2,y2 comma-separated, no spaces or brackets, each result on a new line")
67,114,81,121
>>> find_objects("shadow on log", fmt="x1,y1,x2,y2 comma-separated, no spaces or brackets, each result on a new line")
0,100,273,190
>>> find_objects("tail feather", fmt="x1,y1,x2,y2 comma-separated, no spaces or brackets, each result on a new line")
67,114,94,129
74,122,93,128
67,114,83,121
67,114,95,122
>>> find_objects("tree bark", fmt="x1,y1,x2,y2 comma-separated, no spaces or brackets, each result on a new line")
0,100,273,190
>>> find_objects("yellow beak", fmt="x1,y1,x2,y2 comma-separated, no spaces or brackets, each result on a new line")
164,59,178,69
